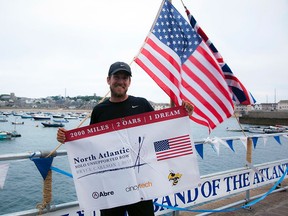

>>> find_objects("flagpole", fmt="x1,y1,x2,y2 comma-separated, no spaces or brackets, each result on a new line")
46,90,111,158
168,0,175,108
131,0,175,108
132,0,166,64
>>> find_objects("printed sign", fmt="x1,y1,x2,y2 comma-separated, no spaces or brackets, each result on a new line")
65,106,200,211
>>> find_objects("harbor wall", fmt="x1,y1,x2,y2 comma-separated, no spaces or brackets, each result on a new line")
239,111,288,125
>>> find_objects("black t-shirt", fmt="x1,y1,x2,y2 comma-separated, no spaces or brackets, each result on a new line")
90,95,154,125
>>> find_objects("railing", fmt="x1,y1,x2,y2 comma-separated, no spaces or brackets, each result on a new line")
0,132,288,216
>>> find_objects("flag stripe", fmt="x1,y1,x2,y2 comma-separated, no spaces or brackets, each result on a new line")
136,35,184,105
135,51,181,105
185,6,255,105
157,151,193,161
182,58,233,116
185,51,233,106
142,43,180,89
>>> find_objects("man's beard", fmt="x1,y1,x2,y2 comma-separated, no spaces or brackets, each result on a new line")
110,86,127,98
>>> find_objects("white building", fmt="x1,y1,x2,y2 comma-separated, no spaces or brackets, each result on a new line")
277,100,288,110
149,101,170,110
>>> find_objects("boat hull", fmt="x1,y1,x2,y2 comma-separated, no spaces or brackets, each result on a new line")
41,122,64,127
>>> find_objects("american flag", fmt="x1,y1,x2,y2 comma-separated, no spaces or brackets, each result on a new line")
134,0,234,130
154,134,193,161
184,6,256,105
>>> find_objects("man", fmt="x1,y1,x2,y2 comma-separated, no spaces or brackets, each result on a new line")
57,61,194,216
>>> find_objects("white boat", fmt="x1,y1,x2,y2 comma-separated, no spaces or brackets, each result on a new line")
21,113,33,119
52,113,64,118
226,127,249,132
53,118,69,123
248,127,266,134
264,126,285,134
64,115,78,120
33,114,51,121
12,111,24,116
249,126,285,134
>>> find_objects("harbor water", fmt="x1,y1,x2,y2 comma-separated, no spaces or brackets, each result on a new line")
0,113,287,215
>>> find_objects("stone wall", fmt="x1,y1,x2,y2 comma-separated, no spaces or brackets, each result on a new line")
239,111,288,125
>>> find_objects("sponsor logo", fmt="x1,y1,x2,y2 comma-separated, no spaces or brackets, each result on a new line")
168,170,182,186
125,181,152,192
92,191,114,199
132,105,139,108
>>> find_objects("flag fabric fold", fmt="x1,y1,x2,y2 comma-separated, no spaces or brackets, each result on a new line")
134,0,234,131
184,5,256,105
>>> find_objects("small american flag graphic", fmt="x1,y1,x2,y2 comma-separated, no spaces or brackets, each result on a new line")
154,135,193,161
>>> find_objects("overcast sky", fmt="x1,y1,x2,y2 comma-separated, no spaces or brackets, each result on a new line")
1,0,287,104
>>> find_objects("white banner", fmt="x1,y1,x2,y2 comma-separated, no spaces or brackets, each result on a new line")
65,106,200,211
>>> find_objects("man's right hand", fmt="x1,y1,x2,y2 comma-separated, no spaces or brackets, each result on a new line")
57,127,67,144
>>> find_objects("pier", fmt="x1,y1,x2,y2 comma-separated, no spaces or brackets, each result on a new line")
0,132,287,216
180,178,288,215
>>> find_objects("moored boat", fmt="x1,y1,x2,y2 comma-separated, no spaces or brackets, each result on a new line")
53,118,69,123
0,131,12,140
12,121,24,125
64,115,78,120
248,127,266,134
33,114,51,121
226,127,249,132
10,130,21,137
21,114,33,119
41,122,64,127
249,126,285,134
263,126,285,134
52,114,64,118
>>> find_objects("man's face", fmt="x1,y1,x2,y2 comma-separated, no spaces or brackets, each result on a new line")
107,71,131,98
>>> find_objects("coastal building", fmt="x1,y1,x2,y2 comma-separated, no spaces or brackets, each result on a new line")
253,103,262,110
260,103,277,111
277,100,288,110
149,101,170,110
234,104,254,114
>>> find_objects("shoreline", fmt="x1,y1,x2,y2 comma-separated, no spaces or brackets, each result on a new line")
0,107,91,113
